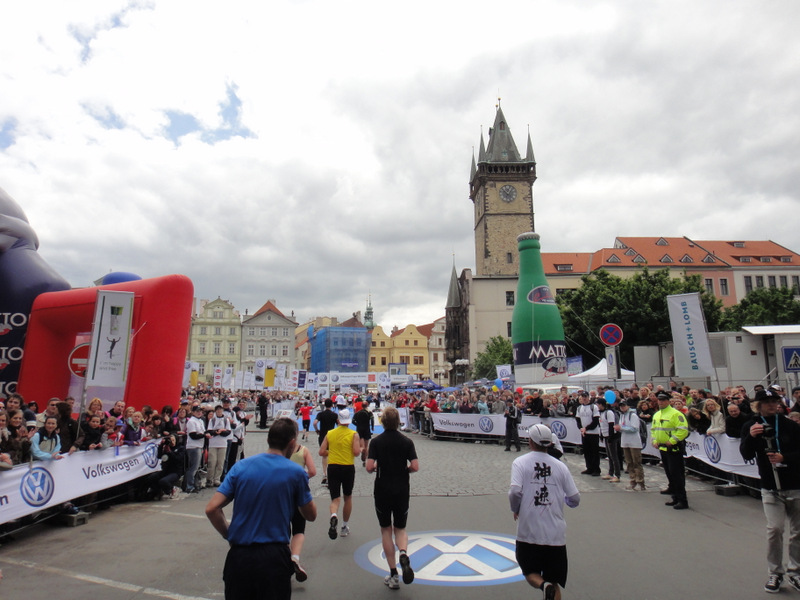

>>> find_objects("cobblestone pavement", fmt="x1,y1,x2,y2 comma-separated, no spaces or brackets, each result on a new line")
244,424,717,499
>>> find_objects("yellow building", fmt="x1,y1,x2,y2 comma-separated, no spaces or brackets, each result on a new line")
389,324,429,379
368,325,392,372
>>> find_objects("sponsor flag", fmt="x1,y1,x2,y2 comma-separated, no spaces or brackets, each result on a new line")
667,293,715,377
496,365,512,379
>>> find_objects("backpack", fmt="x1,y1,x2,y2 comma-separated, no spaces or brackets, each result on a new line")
638,417,649,448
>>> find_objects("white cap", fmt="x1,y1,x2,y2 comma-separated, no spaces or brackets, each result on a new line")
528,423,553,447
338,409,352,425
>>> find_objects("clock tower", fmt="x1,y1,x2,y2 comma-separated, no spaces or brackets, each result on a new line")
469,104,536,277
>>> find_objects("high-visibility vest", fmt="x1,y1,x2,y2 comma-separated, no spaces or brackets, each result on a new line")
651,405,689,451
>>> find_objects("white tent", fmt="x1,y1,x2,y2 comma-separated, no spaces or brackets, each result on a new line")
568,358,635,389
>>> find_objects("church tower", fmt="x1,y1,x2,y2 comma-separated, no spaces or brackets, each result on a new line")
469,103,537,277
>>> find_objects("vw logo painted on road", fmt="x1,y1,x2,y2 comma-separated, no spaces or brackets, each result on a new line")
704,436,722,464
20,466,55,507
355,530,522,586
142,442,160,468
550,420,567,440
479,417,494,433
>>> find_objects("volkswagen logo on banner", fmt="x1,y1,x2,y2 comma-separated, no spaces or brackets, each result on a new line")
550,420,568,440
355,530,523,586
142,442,160,468
20,466,55,507
704,436,722,464
478,417,494,433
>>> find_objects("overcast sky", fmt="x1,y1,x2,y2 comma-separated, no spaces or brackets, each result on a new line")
1,1,798,330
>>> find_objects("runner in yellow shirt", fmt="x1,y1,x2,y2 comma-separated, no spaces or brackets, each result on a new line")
319,409,360,539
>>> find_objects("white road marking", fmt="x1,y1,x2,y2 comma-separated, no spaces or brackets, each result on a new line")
0,557,213,600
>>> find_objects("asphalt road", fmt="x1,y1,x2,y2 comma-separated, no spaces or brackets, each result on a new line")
0,425,774,599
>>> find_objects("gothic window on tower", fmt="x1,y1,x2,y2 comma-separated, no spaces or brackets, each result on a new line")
507,253,513,263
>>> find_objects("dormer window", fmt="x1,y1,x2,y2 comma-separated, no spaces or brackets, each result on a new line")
660,254,674,263
624,248,637,256
633,254,646,263
733,241,745,248
680,255,694,263
556,264,573,271
740,256,752,263
607,254,621,263
781,256,792,263
760,257,772,263
702,255,716,263
656,237,669,246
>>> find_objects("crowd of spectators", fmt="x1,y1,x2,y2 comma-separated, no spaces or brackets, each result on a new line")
383,381,800,459
3,380,799,501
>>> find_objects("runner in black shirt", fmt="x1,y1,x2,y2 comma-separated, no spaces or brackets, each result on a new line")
366,407,419,590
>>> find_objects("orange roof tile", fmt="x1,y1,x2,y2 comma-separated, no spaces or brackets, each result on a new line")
692,240,799,265
252,300,286,319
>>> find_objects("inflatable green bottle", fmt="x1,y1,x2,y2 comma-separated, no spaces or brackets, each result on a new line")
511,232,568,384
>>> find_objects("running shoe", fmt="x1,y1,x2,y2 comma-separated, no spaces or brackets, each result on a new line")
543,582,556,600
765,574,783,593
292,559,308,582
384,574,400,590
787,574,800,592
321,477,328,486
399,553,414,584
328,515,338,540
341,524,350,537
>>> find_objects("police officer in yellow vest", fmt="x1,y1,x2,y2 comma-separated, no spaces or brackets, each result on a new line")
651,391,690,510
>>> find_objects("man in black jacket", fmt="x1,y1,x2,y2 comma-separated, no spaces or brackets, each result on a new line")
724,402,749,438
740,389,800,594
504,398,522,452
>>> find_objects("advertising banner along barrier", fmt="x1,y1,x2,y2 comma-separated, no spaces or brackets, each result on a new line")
1,442,161,524
428,413,759,479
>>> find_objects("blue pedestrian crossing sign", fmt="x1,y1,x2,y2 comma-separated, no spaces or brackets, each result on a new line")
783,347,800,372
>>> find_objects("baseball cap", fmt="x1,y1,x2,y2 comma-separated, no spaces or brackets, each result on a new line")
527,423,553,447
656,391,671,401
755,389,779,403
338,409,352,425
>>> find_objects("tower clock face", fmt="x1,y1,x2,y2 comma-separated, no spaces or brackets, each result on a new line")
499,184,517,203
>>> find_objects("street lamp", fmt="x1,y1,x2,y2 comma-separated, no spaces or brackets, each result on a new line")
454,359,469,385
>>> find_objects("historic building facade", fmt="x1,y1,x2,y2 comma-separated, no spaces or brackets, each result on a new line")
446,105,536,383
188,297,241,383
241,300,297,379
444,105,800,385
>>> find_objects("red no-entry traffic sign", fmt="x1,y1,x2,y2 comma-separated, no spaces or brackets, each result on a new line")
68,343,91,378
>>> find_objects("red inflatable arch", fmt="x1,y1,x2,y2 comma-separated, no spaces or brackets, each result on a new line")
17,274,193,412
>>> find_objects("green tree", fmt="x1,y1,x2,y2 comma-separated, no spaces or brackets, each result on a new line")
472,335,513,380
720,287,800,330
556,268,723,369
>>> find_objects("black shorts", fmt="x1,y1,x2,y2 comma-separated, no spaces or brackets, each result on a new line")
302,419,310,432
374,491,409,529
291,507,307,536
357,429,372,441
224,543,291,600
515,541,568,588
327,464,355,499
